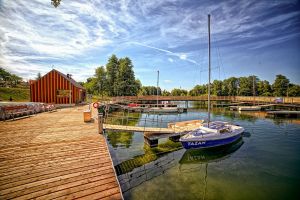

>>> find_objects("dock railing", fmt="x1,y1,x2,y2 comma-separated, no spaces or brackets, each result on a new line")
112,96,300,104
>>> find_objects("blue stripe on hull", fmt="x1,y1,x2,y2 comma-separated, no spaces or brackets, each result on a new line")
181,134,242,149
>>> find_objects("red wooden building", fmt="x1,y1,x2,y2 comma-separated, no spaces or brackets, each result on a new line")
29,69,86,104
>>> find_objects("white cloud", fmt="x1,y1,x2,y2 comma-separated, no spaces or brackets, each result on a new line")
179,54,187,60
0,0,298,81
0,0,129,79
164,79,172,83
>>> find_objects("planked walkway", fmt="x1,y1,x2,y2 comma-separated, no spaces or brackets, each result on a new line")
0,106,122,200
103,120,203,134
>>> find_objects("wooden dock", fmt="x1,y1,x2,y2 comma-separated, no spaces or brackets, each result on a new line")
266,111,300,118
103,120,202,135
0,106,122,200
104,124,173,134
113,95,300,104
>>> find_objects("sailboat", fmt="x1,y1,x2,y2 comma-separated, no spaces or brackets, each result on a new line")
147,70,184,113
179,14,244,149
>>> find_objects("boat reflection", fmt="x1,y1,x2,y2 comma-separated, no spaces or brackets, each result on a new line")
179,139,244,200
179,138,244,171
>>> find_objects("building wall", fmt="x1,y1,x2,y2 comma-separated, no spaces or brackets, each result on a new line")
30,70,85,104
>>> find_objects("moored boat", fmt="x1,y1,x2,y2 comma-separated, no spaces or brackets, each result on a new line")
179,14,245,150
147,107,182,113
180,121,244,149
238,106,261,111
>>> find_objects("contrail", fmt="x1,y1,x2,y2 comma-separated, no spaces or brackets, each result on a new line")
132,42,198,65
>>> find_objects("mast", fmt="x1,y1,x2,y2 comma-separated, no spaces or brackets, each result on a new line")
157,70,159,107
208,14,211,126
252,75,255,105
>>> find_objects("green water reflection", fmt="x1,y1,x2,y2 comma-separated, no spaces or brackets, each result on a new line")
115,140,182,175
106,104,300,200
106,112,141,148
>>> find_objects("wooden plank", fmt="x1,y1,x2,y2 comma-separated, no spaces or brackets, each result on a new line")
103,120,202,134
0,158,112,187
0,105,122,200
7,170,115,200
75,187,122,200
51,182,119,200
0,154,109,179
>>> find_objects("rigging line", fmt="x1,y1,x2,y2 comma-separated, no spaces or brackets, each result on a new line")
214,34,226,80
212,36,221,81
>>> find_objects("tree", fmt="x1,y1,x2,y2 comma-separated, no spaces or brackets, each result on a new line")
139,86,160,95
222,77,238,96
249,75,259,96
116,57,138,96
212,80,223,96
257,80,272,96
238,77,252,96
171,88,188,96
84,77,98,95
51,0,61,7
77,82,84,86
10,74,22,87
95,66,107,97
0,67,23,87
135,79,142,94
189,85,207,96
36,72,41,80
287,84,300,97
0,67,11,87
106,55,119,96
162,90,171,96
272,74,289,96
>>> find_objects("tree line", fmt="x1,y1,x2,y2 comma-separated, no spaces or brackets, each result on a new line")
84,56,299,97
0,67,26,88
136,74,300,97
179,75,300,97
130,74,299,97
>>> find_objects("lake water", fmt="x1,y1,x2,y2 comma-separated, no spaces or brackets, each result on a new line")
105,103,300,200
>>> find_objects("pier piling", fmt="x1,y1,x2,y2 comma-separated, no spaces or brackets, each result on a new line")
98,113,103,134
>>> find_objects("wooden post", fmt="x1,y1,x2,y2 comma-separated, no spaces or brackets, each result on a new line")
169,135,180,142
144,136,158,147
98,113,103,134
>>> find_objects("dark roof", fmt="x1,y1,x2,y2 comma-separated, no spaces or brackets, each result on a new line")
53,69,85,89
30,69,85,90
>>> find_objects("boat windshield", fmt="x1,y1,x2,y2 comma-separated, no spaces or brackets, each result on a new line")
203,121,227,130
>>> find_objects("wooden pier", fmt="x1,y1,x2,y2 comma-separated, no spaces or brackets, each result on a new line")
113,95,300,104
103,120,202,135
103,120,203,147
266,111,300,118
0,106,122,199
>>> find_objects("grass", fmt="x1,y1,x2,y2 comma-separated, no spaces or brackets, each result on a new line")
0,87,30,102
115,139,182,175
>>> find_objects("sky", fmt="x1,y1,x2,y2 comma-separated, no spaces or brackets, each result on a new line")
0,0,299,90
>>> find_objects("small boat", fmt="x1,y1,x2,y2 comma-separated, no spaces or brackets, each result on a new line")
238,106,261,111
179,14,245,149
147,107,182,113
180,121,244,149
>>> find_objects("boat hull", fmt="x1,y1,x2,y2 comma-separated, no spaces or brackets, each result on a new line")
180,133,242,150
146,108,182,113
238,106,261,111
